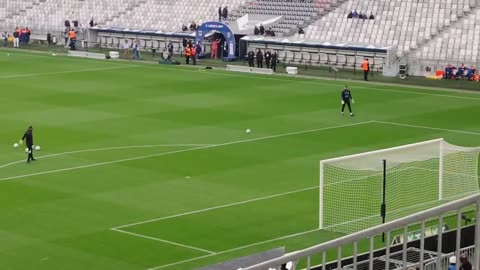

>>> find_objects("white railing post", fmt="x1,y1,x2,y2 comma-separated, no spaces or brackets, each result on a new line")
439,140,444,200
319,160,324,229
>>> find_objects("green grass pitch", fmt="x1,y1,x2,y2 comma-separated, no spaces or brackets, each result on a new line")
0,50,479,270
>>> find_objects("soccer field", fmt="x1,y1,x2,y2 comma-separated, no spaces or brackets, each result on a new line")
0,50,479,270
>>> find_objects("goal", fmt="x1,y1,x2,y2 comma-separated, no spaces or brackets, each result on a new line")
319,138,480,234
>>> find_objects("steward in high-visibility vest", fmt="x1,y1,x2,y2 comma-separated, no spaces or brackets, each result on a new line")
362,58,370,81
185,46,192,64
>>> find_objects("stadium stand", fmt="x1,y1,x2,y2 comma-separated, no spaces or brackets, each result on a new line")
302,0,479,57
107,0,247,32
228,0,343,36
0,0,247,34
415,7,480,62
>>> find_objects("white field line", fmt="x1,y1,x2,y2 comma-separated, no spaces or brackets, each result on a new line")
141,120,480,270
111,228,216,255
113,185,319,229
373,120,480,136
0,121,374,182
0,144,214,169
0,65,138,79
6,50,480,101
145,228,322,270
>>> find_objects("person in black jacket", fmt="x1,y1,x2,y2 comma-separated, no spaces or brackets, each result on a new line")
259,24,265,35
247,50,255,67
264,51,272,69
222,6,228,21
218,6,222,21
271,51,278,72
256,49,263,68
20,126,36,163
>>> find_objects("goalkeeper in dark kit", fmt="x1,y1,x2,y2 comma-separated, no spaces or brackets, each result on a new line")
341,86,354,116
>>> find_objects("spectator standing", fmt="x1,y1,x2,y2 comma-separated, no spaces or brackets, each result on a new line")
13,28,20,48
167,40,174,57
46,33,52,46
222,6,228,21
2,32,8,47
259,24,265,35
265,51,272,69
347,11,353,18
254,25,260,35
26,28,31,44
247,50,255,67
218,6,222,21
195,42,202,58
369,13,375,20
271,51,277,72
256,49,263,68
123,39,130,58
89,18,94,27
132,39,141,59
182,37,187,55
189,21,197,31
459,255,472,270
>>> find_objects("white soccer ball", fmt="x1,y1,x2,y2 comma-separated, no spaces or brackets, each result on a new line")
35,145,40,151
245,129,252,134
25,147,29,153
51,53,56,56
13,143,19,148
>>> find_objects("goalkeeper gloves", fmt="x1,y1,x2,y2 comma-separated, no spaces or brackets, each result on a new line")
341,100,345,105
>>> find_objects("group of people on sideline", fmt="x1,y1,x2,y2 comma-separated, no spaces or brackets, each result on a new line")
443,63,477,80
347,10,375,20
2,27,31,48
247,49,278,72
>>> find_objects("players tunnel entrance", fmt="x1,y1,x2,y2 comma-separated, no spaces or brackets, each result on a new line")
195,21,240,60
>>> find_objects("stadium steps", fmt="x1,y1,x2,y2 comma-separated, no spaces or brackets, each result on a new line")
407,0,480,60
283,0,350,37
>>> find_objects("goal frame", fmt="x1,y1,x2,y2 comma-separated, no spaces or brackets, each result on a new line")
319,138,445,229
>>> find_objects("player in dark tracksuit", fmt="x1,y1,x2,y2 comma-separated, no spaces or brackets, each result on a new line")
21,126,36,163
341,86,354,116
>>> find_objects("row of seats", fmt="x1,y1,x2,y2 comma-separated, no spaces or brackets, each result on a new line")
301,0,478,56
228,0,338,36
0,0,247,34
416,8,480,61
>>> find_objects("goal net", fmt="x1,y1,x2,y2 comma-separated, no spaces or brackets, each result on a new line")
319,138,480,234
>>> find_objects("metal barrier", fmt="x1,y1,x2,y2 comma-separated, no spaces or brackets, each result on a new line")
242,194,480,270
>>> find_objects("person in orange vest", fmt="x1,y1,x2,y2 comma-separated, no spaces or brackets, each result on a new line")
185,45,192,64
362,58,370,81
191,44,197,65
68,28,76,50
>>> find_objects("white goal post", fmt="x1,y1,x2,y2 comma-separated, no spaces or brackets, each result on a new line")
319,138,480,234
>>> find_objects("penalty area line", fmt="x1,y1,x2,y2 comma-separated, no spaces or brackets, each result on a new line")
144,228,321,270
0,144,215,170
0,121,374,182
111,228,217,255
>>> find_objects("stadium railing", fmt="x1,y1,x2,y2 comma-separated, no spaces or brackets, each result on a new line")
241,193,480,270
